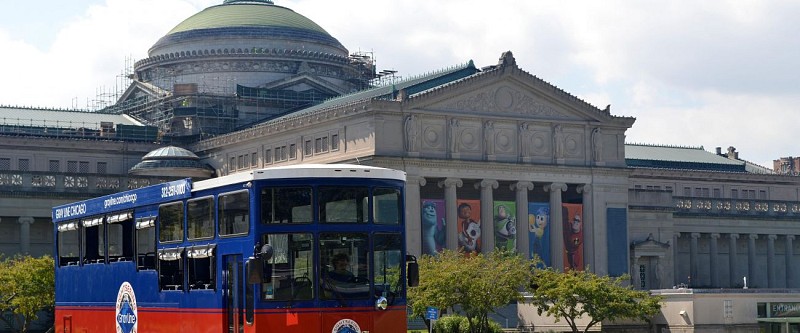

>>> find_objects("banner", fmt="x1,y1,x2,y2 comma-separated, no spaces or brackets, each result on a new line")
493,201,517,252
562,203,584,271
457,199,482,254
421,199,446,256
528,203,550,267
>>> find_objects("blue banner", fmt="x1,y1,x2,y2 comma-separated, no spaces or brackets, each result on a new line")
52,179,192,223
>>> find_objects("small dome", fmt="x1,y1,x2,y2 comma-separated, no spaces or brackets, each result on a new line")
130,146,213,179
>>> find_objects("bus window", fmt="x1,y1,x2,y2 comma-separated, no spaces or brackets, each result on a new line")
187,245,215,290
260,233,314,301
187,196,214,240
159,202,184,243
373,233,403,300
219,190,249,236
57,221,80,266
373,187,401,224
158,247,184,291
319,187,368,223
82,216,104,264
319,233,369,300
107,211,133,262
261,187,312,224
135,217,156,270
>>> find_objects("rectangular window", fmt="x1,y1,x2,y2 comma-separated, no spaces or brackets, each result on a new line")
281,146,288,160
331,134,339,151
57,221,80,266
230,157,236,171
373,233,403,298
702,188,710,198
187,245,215,290
136,217,156,270
748,190,756,199
634,185,642,190
694,187,702,197
319,186,369,223
18,159,30,171
159,202,184,243
731,189,738,199
314,138,322,153
81,216,104,264
274,147,282,162
238,155,245,169
305,140,313,156
320,232,369,300
374,187,401,224
79,161,89,173
158,248,184,291
289,144,296,159
251,152,257,168
759,190,767,200
107,211,133,262
219,190,249,236
261,233,314,301
97,162,107,174
67,161,78,173
265,149,272,164
0,158,10,170
665,186,673,192
713,188,721,198
261,187,312,224
321,136,329,152
49,160,60,172
683,187,691,196
187,197,214,240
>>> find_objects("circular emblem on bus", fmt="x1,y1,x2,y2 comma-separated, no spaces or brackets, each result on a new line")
115,282,138,333
331,318,361,333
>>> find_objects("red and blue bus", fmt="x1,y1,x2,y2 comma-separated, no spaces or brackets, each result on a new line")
52,164,418,333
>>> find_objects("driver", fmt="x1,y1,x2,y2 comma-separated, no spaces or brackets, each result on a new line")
328,253,354,283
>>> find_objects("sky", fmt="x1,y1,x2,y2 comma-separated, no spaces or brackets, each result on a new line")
0,0,798,168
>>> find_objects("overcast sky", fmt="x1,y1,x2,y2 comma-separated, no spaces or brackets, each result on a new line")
0,0,798,167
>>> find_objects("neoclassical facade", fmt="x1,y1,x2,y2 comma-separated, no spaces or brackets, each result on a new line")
2,1,800,331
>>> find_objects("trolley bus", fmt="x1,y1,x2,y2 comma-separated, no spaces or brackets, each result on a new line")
52,164,418,333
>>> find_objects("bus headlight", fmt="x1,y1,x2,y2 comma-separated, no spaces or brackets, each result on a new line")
375,296,388,311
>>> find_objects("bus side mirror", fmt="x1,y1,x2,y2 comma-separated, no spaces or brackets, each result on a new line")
406,255,419,287
246,257,263,284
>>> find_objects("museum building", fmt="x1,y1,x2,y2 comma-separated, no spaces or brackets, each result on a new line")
2,0,800,331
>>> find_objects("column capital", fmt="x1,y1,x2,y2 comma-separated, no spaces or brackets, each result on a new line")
545,182,567,192
407,176,426,187
787,235,796,241
749,234,759,240
577,184,592,194
18,216,34,225
729,233,739,240
768,234,778,241
475,179,499,190
691,232,701,239
510,181,534,192
710,233,720,239
438,178,463,189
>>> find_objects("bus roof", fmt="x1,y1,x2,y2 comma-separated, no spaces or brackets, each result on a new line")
191,164,406,192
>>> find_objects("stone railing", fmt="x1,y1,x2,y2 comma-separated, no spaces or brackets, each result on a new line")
0,170,176,197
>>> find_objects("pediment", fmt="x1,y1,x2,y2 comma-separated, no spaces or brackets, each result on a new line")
262,74,344,96
425,83,580,120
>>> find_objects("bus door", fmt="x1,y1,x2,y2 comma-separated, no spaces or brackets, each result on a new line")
223,255,243,333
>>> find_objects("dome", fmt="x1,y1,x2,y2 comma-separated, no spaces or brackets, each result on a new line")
149,0,346,57
129,146,213,179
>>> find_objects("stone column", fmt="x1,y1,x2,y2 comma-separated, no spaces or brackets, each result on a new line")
710,233,719,288
405,176,426,258
748,234,758,287
673,232,681,287
767,234,777,288
577,184,593,272
690,233,700,287
476,180,499,253
511,181,534,257
18,216,34,254
546,183,567,271
631,256,640,288
439,178,463,251
729,234,739,287
786,235,795,288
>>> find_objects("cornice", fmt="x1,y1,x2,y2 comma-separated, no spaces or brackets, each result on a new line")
135,47,350,70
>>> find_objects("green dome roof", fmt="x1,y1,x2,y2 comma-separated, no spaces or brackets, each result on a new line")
166,1,331,36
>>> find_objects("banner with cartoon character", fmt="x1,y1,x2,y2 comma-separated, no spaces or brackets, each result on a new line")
421,199,446,256
562,203,584,271
528,202,550,267
493,201,517,252
457,199,481,254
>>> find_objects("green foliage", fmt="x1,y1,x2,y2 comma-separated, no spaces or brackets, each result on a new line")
408,249,531,333
528,268,663,333
0,256,55,333
432,315,504,333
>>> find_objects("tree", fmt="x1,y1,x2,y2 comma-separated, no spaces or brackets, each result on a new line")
527,268,662,333
0,256,55,333
408,250,531,333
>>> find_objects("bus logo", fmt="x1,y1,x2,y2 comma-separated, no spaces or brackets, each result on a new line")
115,282,138,333
331,318,361,333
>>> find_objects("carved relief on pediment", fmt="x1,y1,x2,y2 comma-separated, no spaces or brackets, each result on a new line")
440,85,573,119
421,122,445,150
